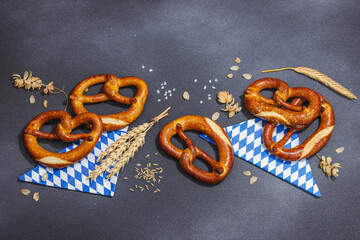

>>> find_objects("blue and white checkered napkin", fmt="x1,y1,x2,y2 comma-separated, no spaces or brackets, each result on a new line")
19,127,128,197
201,118,321,197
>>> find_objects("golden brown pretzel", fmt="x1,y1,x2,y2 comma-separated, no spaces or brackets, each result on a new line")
24,111,103,168
262,94,335,161
159,115,234,184
244,78,322,129
70,74,148,131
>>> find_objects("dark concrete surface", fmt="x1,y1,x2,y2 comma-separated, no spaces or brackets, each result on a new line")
1,1,359,239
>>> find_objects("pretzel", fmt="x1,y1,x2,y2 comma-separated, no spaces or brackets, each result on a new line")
244,78,322,129
70,74,148,131
262,94,335,161
24,111,103,168
159,115,234,184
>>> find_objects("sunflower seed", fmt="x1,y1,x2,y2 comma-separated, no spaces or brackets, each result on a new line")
20,189,31,196
41,172,48,182
335,147,344,153
212,112,220,121
242,171,251,176
33,192,40,202
249,176,258,185
30,95,35,104
242,73,252,80
43,100,48,108
183,91,190,100
230,66,239,71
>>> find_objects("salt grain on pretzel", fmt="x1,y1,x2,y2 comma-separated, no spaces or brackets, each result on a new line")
23,110,103,168
159,115,234,184
70,74,148,131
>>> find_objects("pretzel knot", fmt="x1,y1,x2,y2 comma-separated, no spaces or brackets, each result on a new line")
24,111,103,168
244,78,322,129
244,78,335,161
159,115,234,184
70,74,148,131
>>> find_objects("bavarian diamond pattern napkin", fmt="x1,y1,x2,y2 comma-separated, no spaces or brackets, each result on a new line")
19,127,128,197
201,118,321,197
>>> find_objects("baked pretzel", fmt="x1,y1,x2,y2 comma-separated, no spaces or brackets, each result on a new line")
159,115,234,184
263,94,335,161
24,111,103,168
244,78,322,129
70,74,148,131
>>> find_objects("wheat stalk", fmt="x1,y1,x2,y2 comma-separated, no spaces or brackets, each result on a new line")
262,67,357,100
88,107,171,180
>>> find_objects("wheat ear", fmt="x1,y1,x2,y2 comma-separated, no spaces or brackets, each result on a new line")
106,132,146,179
262,67,357,100
88,107,171,180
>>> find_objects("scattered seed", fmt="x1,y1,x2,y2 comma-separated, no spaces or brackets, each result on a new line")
123,177,128,180
158,179,161,184
41,172,48,182
84,88,89,92
212,86,216,89
150,183,154,187
212,112,220,121
200,100,203,104
129,188,134,191
43,100,48,108
136,163,141,166
230,66,239,71
242,73,252,80
142,65,145,69
214,78,218,82
335,147,345,153
242,171,251,176
33,192,40,202
249,176,258,185
145,185,149,190
235,58,241,63
146,154,150,158
158,176,163,179
204,86,207,90
227,73,234,79
194,79,197,82
149,69,153,72
153,163,159,166
20,189,31,196
183,91,190,100
155,152,158,155
30,95,35,104
157,99,161,102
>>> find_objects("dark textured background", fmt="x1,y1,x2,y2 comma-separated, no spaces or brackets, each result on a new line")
1,1,359,239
